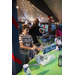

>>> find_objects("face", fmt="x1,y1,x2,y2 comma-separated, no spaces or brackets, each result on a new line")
23,28,29,34
34,19,39,26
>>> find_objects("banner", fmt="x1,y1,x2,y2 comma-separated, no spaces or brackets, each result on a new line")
43,45,56,54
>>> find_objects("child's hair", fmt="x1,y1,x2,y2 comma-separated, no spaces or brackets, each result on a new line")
22,24,29,30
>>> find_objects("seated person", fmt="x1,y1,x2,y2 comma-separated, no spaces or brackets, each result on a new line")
19,24,40,65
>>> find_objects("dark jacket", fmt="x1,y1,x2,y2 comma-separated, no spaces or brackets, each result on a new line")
29,25,42,44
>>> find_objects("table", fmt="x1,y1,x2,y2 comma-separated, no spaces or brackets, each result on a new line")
17,50,62,75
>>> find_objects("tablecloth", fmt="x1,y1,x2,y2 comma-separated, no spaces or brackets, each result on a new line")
17,50,62,75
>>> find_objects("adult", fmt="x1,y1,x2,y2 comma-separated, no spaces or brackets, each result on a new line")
29,19,42,45
29,19,42,55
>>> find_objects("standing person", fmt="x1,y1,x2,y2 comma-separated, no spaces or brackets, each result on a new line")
55,26,62,38
29,19,42,45
29,19,42,56
55,26,62,49
19,24,40,65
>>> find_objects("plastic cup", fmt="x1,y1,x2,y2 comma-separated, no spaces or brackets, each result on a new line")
23,64,29,73
56,46,59,50
44,54,49,60
59,48,61,51
35,55,40,60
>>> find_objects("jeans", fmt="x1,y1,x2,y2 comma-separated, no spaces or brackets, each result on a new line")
30,50,35,60
30,49,39,60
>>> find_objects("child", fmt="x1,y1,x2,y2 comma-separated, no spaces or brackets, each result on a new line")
19,24,40,65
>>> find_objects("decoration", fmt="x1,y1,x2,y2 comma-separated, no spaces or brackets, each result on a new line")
48,16,52,22
12,53,22,65
49,28,51,32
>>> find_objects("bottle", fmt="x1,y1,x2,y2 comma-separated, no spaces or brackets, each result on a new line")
58,54,62,67
58,39,62,51
26,68,31,75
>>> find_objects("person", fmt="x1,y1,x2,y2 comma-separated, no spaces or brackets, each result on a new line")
19,24,40,65
55,26,62,49
29,19,42,45
29,19,42,56
55,26,62,38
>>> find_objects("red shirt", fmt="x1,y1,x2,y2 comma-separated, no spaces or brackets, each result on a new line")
55,29,62,37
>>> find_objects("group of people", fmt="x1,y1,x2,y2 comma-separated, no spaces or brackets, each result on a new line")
19,18,62,65
19,19,42,65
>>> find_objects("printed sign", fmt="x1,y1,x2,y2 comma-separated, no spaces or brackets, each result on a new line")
43,45,56,54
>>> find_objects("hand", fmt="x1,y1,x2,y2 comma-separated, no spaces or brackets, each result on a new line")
30,47,34,50
33,45,41,51
40,44,44,47
31,46,37,50
37,48,41,51
31,46,41,51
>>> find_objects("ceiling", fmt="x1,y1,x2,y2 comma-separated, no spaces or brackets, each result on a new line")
17,0,49,23
17,0,62,24
44,0,62,23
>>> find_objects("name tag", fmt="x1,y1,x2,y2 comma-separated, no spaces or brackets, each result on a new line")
43,45,56,54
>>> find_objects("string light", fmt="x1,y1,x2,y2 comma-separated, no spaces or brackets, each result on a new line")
19,0,49,23
16,6,19,9
26,1,47,22
41,17,44,19
30,2,41,17
25,20,28,24
50,16,52,18
18,8,29,22
31,22,33,25
22,2,23,4
55,22,59,25
21,20,23,22
22,0,29,21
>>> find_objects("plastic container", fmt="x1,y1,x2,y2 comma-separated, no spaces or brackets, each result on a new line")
59,48,61,51
26,68,31,75
44,54,49,60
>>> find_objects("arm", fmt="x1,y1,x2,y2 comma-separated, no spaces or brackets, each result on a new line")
35,46,41,51
36,36,41,44
31,42,41,51
20,42,33,50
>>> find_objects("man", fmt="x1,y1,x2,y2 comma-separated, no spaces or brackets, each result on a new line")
19,24,40,65
29,19,42,55
29,19,42,44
